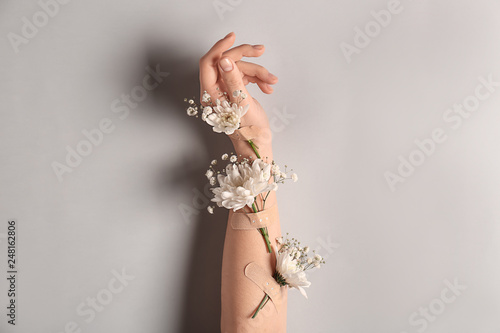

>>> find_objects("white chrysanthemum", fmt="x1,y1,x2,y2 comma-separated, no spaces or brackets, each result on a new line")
271,163,280,175
205,99,249,135
211,159,275,211
275,247,311,298
202,106,212,121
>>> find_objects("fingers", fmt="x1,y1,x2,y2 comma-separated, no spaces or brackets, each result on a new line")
199,32,236,90
243,76,274,94
237,61,278,86
222,44,265,62
218,57,250,103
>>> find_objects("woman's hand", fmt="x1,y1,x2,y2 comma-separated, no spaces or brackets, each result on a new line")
199,32,278,131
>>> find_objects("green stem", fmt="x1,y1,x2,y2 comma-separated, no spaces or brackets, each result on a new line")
247,140,261,159
251,295,269,319
252,202,272,253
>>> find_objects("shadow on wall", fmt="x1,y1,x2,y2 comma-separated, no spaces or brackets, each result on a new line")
145,42,233,333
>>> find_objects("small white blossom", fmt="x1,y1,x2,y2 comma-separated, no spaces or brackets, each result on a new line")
202,91,211,103
205,170,214,179
271,164,280,175
187,107,197,116
221,153,229,160
232,90,241,97
211,159,217,165
291,173,298,182
276,237,283,245
209,177,216,186
207,206,214,214
241,92,247,99
230,155,237,163
188,99,194,104
202,106,212,121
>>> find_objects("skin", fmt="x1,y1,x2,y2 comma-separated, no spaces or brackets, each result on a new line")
199,32,287,333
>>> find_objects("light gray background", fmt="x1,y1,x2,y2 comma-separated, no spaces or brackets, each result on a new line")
1,0,500,332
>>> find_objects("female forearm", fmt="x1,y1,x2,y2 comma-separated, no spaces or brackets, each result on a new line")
221,140,287,333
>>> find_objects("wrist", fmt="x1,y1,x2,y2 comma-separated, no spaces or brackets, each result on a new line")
230,138,273,162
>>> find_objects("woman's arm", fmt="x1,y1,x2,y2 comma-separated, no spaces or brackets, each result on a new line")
198,33,286,332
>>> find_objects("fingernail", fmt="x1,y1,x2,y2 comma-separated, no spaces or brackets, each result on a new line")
220,58,233,72
224,32,234,39
253,45,264,50
269,73,278,81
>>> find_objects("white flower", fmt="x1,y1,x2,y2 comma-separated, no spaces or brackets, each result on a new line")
188,99,194,104
205,169,214,179
232,90,241,97
275,246,311,298
271,164,280,175
291,173,298,182
202,106,212,121
221,153,229,160
276,236,283,245
211,159,217,165
241,92,247,99
202,91,211,103
314,254,322,261
280,172,287,179
205,99,249,135
186,107,197,116
209,177,216,186
211,159,276,211
303,246,309,254
230,155,237,163
207,206,214,214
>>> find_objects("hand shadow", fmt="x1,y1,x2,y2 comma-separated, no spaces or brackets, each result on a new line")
145,43,233,333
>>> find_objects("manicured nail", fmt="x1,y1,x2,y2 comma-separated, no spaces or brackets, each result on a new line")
269,73,278,81
224,32,234,39
253,45,264,50
220,58,233,72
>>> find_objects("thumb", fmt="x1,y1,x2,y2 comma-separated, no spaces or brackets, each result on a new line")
218,57,250,103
